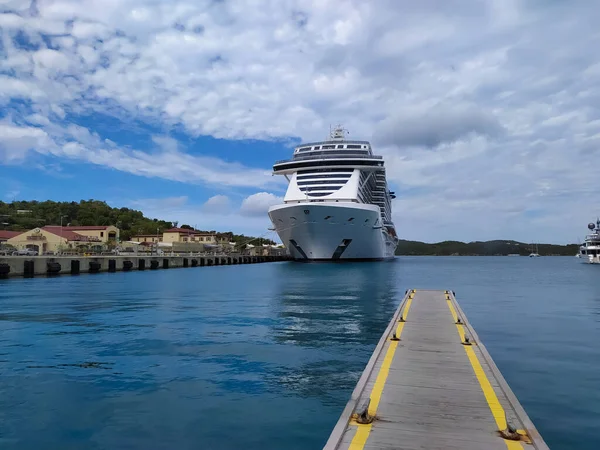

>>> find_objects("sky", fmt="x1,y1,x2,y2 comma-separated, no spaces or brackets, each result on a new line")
0,0,598,244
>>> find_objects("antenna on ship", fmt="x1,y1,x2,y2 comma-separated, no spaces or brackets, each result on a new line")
330,124,348,140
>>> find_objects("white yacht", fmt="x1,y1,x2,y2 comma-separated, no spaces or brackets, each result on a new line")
268,126,399,261
578,220,600,264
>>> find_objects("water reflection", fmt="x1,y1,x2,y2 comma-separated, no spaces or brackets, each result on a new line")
267,261,400,404
271,261,399,347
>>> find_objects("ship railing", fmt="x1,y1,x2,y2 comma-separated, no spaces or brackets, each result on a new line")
275,154,383,164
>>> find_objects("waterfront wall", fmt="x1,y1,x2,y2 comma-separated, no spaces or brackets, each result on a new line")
0,254,289,279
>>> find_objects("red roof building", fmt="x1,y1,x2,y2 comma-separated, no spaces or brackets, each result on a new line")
61,226,114,231
164,227,197,234
0,230,21,242
42,226,100,241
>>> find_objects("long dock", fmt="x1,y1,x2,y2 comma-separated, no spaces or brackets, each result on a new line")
324,289,548,450
0,254,289,278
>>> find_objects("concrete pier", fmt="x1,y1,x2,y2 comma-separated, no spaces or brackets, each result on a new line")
324,289,548,450
0,254,288,278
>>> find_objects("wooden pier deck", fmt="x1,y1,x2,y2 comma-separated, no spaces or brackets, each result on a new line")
324,289,548,450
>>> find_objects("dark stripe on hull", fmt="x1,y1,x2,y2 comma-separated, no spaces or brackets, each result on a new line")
291,257,395,263
288,239,308,260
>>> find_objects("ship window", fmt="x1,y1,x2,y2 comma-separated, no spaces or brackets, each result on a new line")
582,250,586,254
300,150,369,156
347,144,362,149
314,146,320,150
297,173,352,180
298,180,347,186
337,145,344,149
298,168,354,174
299,186,344,192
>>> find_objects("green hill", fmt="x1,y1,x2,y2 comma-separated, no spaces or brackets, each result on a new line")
396,239,578,256
0,200,274,245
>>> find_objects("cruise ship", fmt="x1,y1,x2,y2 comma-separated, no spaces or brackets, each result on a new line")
267,126,399,261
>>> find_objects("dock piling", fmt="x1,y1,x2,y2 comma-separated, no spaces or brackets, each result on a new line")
23,260,34,277
0,263,10,278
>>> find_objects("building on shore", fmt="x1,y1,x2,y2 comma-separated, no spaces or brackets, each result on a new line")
162,228,218,244
60,225,119,243
130,228,237,253
245,244,287,257
0,230,21,244
5,225,119,254
130,234,163,244
131,228,218,244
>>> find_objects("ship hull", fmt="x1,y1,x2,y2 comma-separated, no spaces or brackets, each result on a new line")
579,253,600,264
268,203,398,261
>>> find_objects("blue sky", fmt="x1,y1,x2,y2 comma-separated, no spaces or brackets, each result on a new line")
1,0,599,243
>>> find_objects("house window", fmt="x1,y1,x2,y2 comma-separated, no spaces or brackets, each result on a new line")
183,237,188,242
100,232,104,237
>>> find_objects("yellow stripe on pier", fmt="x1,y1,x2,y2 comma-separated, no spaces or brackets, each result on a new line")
348,293,413,449
324,290,548,450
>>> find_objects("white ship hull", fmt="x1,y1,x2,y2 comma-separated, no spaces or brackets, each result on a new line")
580,253,600,264
268,203,398,261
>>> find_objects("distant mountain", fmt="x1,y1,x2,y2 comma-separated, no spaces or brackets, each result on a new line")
396,239,578,256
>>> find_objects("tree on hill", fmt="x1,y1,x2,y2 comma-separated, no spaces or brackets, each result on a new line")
396,239,578,256
0,200,275,245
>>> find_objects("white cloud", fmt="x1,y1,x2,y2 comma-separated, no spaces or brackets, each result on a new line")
202,195,231,214
0,121,54,163
0,120,276,188
240,192,283,217
376,104,505,148
1,1,599,241
32,48,70,71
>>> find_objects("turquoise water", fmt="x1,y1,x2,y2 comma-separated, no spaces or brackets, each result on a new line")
0,257,599,449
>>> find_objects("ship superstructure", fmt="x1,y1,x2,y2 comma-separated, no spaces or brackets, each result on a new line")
579,219,600,264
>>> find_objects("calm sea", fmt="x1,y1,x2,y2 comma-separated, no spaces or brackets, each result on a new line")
1,257,599,449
